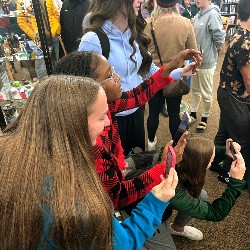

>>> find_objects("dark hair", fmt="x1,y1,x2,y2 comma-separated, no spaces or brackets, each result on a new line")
177,137,214,198
53,51,100,80
238,0,250,22
85,0,152,76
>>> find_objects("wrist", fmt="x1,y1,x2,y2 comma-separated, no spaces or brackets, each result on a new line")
180,68,184,77
161,63,175,77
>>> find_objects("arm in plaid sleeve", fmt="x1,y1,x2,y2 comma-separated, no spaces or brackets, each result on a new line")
113,66,174,113
95,156,166,209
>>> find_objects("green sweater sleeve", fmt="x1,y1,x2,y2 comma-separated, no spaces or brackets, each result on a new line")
170,178,246,222
214,145,227,163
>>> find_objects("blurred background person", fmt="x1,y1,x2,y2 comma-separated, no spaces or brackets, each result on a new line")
190,0,225,133
211,0,224,11
145,0,197,150
60,0,90,53
182,0,198,19
17,0,61,60
141,0,155,19
214,0,250,194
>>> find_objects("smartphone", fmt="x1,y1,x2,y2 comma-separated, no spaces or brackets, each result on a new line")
229,141,236,160
166,145,176,175
173,112,191,147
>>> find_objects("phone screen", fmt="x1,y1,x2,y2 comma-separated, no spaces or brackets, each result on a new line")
173,112,191,147
229,142,236,160
166,146,176,176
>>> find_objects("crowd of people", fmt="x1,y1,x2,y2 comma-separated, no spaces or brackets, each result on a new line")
0,0,249,249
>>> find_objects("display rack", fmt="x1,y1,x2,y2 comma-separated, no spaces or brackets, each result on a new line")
221,0,239,36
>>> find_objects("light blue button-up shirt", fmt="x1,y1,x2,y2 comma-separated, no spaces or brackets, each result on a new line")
79,20,181,116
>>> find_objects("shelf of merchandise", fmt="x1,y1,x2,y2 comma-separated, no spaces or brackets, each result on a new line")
221,2,239,37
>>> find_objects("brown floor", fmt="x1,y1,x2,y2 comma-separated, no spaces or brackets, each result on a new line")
144,54,250,250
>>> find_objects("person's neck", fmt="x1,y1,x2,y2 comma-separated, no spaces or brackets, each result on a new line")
200,3,210,11
185,4,191,8
240,20,250,31
112,13,128,33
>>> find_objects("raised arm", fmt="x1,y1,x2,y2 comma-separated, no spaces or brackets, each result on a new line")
114,49,201,112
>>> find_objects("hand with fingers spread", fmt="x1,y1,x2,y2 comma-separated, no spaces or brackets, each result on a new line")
170,49,202,69
230,149,246,180
151,169,178,202
161,49,202,77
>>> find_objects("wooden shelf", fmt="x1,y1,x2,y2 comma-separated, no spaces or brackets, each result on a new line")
221,13,237,16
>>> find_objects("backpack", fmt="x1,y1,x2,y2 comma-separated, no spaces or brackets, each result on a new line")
92,28,110,60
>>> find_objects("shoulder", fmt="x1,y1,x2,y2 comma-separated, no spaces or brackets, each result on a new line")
210,7,221,17
78,31,102,53
175,16,193,29
81,31,99,41
178,15,192,24
234,30,250,52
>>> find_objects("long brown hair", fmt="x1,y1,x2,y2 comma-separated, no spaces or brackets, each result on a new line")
85,0,152,76
0,76,113,249
177,137,214,198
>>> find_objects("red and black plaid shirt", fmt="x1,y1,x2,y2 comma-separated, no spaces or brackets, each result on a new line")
93,67,174,209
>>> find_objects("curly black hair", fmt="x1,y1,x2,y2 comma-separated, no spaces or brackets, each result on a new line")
53,51,100,80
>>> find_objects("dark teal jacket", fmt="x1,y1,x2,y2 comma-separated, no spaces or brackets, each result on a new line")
169,146,246,222
182,4,199,19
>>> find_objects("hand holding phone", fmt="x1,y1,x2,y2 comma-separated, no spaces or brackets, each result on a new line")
166,145,176,176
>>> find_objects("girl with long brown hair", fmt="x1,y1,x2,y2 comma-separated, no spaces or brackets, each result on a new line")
0,75,178,249
0,76,113,249
177,137,215,198
167,137,246,248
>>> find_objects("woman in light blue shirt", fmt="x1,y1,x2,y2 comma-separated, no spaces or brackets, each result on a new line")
79,0,188,156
